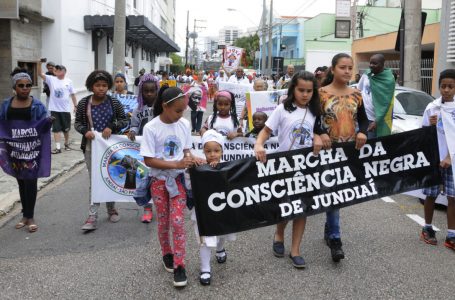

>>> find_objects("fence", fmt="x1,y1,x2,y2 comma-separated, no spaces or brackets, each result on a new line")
358,58,434,95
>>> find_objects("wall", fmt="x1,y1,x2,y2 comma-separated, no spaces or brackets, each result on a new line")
306,50,351,73
0,20,12,100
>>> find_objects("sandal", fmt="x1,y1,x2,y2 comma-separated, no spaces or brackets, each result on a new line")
51,149,62,154
15,221,27,229
215,249,227,264
28,224,38,233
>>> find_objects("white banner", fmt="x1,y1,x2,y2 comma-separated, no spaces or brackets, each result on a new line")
91,132,279,203
246,89,287,128
219,81,253,120
223,46,243,73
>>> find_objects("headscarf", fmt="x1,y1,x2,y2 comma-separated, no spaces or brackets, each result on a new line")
11,72,32,88
215,90,231,100
137,73,159,109
202,129,223,147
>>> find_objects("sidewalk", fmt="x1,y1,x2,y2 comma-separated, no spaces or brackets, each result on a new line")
0,124,85,217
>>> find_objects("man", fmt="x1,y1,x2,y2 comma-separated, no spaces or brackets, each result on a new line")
357,54,395,138
42,61,55,113
134,68,145,87
228,67,250,85
277,64,295,89
215,69,228,88
38,62,77,154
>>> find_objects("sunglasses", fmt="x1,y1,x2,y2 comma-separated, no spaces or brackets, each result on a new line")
17,83,33,89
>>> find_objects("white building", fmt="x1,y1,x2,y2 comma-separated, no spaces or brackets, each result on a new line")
218,26,242,46
0,0,179,100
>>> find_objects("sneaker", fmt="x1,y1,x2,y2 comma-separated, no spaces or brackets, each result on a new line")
51,148,62,154
328,238,345,262
444,236,455,251
199,272,211,286
108,208,120,223
141,208,153,223
173,265,187,287
215,249,227,264
289,254,306,269
162,253,174,273
272,240,285,257
81,215,97,231
421,226,437,245
64,143,71,151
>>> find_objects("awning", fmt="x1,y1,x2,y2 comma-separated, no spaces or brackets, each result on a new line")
84,15,180,53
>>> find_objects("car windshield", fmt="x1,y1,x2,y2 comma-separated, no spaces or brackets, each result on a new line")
394,91,433,116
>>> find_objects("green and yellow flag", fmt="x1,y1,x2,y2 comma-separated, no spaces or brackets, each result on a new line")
367,68,395,137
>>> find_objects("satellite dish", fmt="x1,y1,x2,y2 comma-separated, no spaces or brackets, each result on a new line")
188,32,198,39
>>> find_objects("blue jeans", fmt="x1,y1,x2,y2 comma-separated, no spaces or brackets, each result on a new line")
325,209,340,239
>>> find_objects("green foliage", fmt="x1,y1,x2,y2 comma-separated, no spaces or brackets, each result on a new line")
170,53,184,73
233,34,259,68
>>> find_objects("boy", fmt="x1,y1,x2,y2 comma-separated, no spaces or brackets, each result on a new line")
421,69,455,251
245,111,268,138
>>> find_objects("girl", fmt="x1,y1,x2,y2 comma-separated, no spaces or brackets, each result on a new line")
189,129,236,286
319,53,368,262
75,70,129,231
254,71,323,268
128,73,159,223
0,69,48,233
200,90,242,140
140,86,202,288
113,73,134,95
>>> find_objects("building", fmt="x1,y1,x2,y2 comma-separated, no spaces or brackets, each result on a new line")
219,26,242,46
0,0,179,101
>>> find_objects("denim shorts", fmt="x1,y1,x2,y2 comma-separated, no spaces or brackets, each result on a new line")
423,166,454,197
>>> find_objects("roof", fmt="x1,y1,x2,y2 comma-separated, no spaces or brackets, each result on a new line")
84,15,180,53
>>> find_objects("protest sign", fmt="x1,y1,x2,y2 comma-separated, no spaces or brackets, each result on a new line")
190,127,440,236
160,80,177,87
223,46,243,73
113,93,138,116
0,118,51,179
246,90,287,128
219,81,253,120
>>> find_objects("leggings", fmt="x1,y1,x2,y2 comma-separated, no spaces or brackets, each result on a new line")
17,178,38,218
151,177,187,268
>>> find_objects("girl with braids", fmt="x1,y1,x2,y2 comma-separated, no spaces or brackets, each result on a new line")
200,90,243,140
128,73,159,223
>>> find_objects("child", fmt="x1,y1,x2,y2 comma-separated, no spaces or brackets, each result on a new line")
75,70,129,231
254,71,323,268
128,73,159,223
200,90,242,140
140,86,202,288
190,130,236,286
421,69,455,251
245,111,268,138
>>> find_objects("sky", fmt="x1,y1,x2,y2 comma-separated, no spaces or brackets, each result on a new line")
174,0,337,54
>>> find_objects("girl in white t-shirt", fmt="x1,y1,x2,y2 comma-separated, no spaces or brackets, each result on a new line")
254,71,323,269
200,90,243,139
140,86,203,288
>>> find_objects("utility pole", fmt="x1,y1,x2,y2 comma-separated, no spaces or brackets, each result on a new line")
403,0,421,90
184,11,189,67
112,0,126,75
261,0,267,75
351,0,358,40
267,0,273,76
192,19,206,69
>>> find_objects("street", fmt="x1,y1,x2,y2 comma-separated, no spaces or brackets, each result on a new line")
0,165,454,299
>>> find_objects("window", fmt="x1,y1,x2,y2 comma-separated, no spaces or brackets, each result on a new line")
160,16,167,32
133,0,137,9
17,61,37,87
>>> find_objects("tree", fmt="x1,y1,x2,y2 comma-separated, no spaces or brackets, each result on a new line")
233,34,260,68
170,53,184,74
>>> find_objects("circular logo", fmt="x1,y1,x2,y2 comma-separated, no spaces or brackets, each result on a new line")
289,120,312,149
100,141,147,196
163,135,182,159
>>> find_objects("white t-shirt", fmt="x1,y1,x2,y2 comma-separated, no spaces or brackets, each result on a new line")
140,117,192,175
228,75,250,85
204,114,238,136
265,104,316,152
422,97,448,162
215,76,227,86
45,75,74,112
357,74,375,121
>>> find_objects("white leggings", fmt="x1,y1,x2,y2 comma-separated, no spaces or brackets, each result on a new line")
200,238,225,273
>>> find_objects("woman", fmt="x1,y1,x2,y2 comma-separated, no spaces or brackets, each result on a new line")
188,71,208,134
319,53,368,262
0,69,48,233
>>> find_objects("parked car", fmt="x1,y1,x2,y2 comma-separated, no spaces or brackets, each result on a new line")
352,84,447,206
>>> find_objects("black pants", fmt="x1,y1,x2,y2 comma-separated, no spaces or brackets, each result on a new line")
16,178,38,218
191,110,204,132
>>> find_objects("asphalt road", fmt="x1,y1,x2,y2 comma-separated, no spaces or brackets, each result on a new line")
0,165,454,299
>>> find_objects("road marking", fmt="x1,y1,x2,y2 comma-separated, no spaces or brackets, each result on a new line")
381,196,395,203
406,214,440,231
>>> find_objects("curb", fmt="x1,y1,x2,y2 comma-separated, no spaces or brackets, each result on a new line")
0,159,85,218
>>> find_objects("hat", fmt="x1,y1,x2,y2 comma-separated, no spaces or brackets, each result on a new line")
46,61,56,67
55,65,66,71
202,129,223,147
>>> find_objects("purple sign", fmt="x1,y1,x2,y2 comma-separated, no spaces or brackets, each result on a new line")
0,118,52,179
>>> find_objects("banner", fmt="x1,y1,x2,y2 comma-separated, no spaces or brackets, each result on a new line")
190,127,440,236
113,93,138,116
223,46,243,73
90,133,278,203
160,80,177,87
246,89,288,128
0,118,51,179
219,81,253,120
